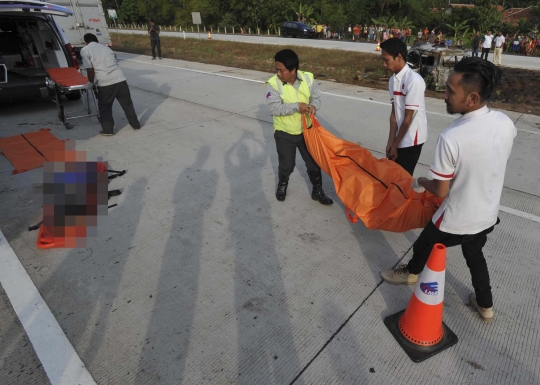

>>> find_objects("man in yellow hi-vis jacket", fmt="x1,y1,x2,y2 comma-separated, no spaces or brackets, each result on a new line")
265,49,333,205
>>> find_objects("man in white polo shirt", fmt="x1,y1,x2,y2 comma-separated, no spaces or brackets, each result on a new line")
381,58,516,322
380,38,428,175
480,30,494,60
493,31,505,66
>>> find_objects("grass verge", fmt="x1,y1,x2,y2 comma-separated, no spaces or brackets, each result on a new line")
114,34,540,116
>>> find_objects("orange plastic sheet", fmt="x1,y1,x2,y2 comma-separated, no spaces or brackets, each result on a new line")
0,129,67,174
303,115,443,233
0,134,46,174
24,129,67,162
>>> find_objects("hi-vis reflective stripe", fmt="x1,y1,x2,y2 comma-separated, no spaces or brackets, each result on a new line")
414,266,445,306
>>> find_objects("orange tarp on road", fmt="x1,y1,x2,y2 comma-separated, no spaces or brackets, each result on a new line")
303,116,442,233
0,129,67,174
0,134,45,174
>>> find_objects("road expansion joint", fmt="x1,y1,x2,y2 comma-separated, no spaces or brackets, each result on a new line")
288,244,414,384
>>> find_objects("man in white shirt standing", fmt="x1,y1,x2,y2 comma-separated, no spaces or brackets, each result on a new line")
81,33,140,136
480,30,494,60
381,58,517,323
493,31,505,66
380,38,428,175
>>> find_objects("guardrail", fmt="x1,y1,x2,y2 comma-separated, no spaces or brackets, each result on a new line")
107,24,282,37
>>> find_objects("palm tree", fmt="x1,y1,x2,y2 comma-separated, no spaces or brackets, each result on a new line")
399,16,414,30
291,2,314,24
446,19,470,41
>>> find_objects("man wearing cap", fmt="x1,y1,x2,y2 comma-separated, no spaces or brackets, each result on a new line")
381,58,516,323
265,49,333,205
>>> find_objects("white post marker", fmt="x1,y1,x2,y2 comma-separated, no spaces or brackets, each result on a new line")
0,230,96,385
183,31,186,40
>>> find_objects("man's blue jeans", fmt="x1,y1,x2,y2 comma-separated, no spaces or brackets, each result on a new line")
472,48,479,57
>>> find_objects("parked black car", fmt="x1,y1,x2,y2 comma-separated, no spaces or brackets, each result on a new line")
280,22,316,38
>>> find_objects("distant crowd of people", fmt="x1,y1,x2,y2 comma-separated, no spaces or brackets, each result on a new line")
309,23,540,57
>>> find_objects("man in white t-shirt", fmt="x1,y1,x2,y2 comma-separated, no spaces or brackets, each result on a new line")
381,58,516,323
380,38,428,175
480,30,494,60
493,31,505,66
81,33,140,136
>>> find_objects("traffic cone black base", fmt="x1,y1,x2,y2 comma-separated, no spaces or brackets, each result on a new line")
384,310,458,363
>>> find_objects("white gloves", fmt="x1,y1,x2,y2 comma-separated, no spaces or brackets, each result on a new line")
412,178,425,193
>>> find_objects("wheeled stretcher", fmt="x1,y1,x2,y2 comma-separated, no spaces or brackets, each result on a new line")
46,67,100,129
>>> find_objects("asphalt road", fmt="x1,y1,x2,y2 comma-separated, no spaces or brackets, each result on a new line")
116,29,540,71
0,53,539,384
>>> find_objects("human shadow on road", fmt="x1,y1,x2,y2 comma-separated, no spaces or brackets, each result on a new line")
119,66,172,128
224,130,304,385
134,146,218,384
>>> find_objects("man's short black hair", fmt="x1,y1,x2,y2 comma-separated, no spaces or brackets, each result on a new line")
83,33,99,43
453,57,501,102
380,38,408,61
274,49,299,72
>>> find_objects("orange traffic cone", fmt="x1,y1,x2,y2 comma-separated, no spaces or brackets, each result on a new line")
208,31,212,39
384,243,458,363
376,40,381,51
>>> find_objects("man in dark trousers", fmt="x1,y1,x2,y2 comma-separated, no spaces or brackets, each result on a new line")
380,38,428,176
381,58,516,323
472,31,482,57
81,33,140,136
148,20,161,60
265,49,333,205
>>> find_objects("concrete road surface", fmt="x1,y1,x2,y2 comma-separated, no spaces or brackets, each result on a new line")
117,29,540,71
0,53,539,385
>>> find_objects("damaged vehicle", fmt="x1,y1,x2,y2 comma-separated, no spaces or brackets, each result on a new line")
406,42,469,91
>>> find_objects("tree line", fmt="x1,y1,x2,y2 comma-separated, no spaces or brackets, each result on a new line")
102,0,540,36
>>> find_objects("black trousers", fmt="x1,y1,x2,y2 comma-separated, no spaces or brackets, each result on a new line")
481,47,490,60
97,81,140,133
274,130,319,178
151,40,161,58
407,220,498,308
396,143,423,176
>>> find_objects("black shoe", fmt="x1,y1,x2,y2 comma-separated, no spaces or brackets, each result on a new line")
307,170,333,205
99,131,114,136
276,174,289,202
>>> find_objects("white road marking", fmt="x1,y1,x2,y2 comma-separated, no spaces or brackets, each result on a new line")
121,57,540,135
0,230,96,385
499,205,540,224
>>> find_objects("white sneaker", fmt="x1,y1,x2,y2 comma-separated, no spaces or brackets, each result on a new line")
381,265,419,285
469,294,494,322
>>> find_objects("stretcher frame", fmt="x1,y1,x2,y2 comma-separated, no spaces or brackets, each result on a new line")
46,70,100,130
